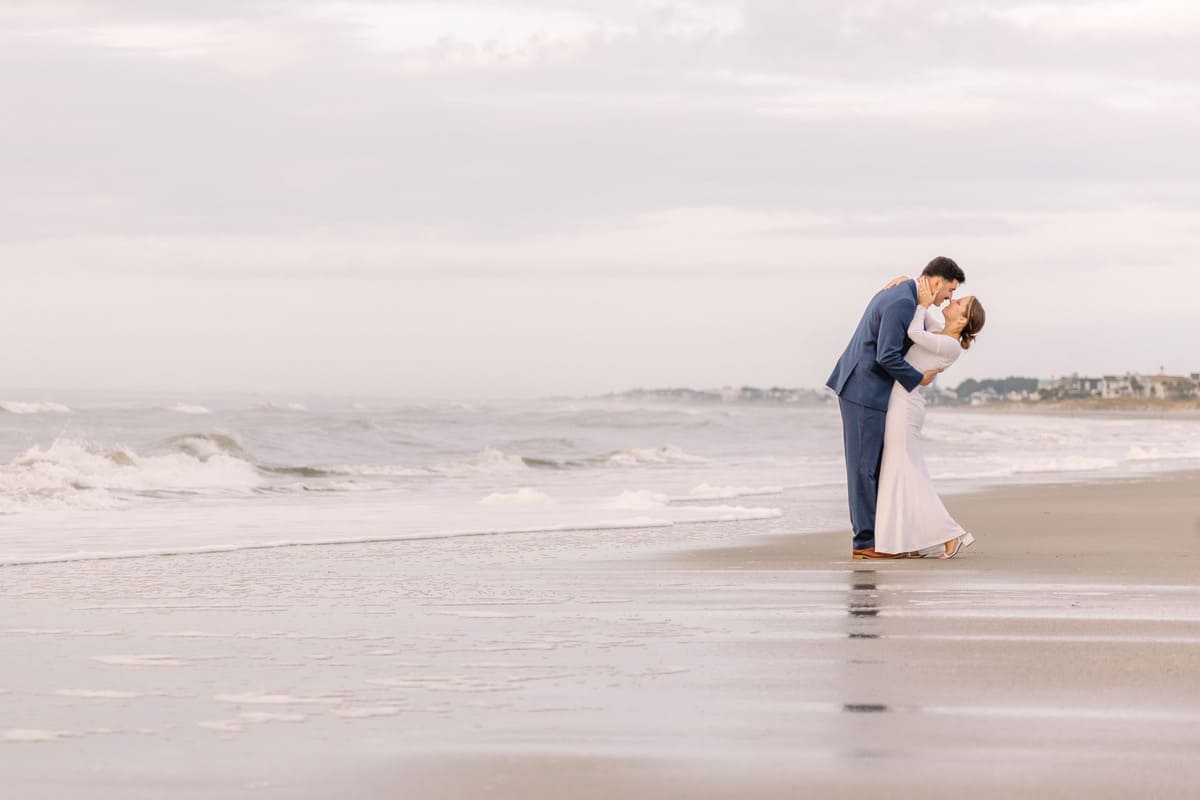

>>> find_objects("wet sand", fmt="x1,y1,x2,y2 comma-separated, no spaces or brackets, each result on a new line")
2,473,1199,798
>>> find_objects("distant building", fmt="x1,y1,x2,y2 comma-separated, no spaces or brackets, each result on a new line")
942,371,1200,406
969,388,999,406
1144,374,1197,400
1051,374,1102,397
1100,375,1136,399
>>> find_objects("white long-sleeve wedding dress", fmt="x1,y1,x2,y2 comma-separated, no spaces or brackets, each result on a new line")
875,303,968,555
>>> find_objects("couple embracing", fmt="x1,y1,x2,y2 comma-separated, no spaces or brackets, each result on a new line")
827,257,987,560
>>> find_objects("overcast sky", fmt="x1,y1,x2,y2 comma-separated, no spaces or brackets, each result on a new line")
3,0,1198,398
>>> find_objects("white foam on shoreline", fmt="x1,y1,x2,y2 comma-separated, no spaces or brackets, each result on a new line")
162,404,212,415
330,705,405,718
682,483,784,500
1,729,76,743
322,448,530,478
601,445,709,466
199,712,307,733
92,655,185,667
367,676,521,693
610,490,670,509
54,689,176,700
0,503,779,567
254,402,308,412
1126,445,1200,461
481,488,554,505
0,401,72,415
214,692,341,705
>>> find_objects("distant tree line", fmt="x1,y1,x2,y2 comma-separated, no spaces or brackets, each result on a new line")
954,377,1039,401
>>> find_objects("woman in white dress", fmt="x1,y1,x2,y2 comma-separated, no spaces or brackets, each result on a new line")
875,277,987,559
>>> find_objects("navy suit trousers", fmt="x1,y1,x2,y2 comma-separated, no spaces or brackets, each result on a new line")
838,397,887,550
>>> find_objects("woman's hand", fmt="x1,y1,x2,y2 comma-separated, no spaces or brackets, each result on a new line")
883,275,911,290
916,276,935,308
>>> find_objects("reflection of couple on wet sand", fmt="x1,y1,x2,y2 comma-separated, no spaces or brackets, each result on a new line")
827,257,987,560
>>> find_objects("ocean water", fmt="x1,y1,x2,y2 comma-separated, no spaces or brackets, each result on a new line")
3,392,1199,565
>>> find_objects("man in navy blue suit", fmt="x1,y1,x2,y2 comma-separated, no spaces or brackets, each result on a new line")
826,256,966,559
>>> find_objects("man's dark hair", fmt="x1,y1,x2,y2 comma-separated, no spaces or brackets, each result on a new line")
921,256,965,284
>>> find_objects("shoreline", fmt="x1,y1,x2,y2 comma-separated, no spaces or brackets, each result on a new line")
670,470,1200,577
950,399,1200,417
5,460,1200,570
2,473,1199,798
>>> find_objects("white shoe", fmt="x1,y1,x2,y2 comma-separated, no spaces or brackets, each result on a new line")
939,532,975,559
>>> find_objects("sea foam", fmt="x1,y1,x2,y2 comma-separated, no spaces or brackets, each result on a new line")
322,449,530,478
481,488,554,505
600,445,709,466
0,401,72,415
162,404,212,415
684,483,784,500
0,439,263,511
610,490,670,509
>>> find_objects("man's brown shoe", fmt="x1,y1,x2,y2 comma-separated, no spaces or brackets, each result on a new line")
852,547,915,560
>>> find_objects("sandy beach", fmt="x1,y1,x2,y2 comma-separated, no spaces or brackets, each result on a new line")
3,473,1199,799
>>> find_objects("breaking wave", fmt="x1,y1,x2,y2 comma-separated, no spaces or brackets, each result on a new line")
609,489,671,509
309,445,710,478
1,401,73,415
1126,445,1200,462
254,401,308,412
1,435,728,513
0,439,263,512
680,483,784,500
318,448,531,478
162,404,212,415
595,445,710,466
166,432,256,462
480,488,555,506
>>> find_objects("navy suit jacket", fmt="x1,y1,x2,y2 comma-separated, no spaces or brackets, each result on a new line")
826,281,926,411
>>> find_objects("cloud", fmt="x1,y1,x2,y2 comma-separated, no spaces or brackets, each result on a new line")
2,1,1195,244
749,213,1030,239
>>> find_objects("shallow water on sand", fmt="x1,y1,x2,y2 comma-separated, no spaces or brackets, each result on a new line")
3,516,1200,799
